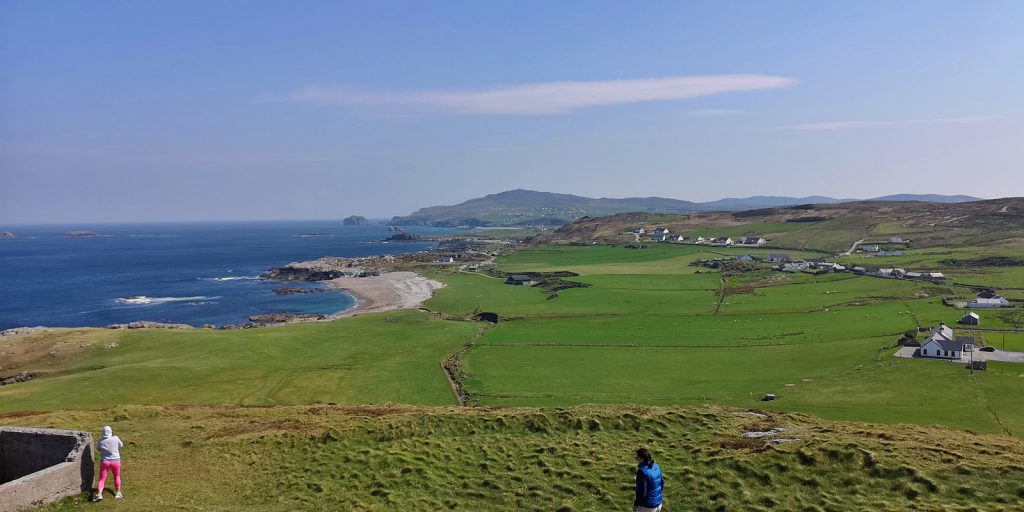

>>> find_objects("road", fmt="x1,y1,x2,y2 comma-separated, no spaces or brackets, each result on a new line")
841,238,866,256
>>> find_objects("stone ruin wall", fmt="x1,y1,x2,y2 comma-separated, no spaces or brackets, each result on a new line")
0,427,94,512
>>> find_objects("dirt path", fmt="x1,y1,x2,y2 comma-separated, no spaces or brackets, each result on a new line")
841,238,866,256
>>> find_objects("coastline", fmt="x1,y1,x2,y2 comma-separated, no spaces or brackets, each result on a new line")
327,271,445,318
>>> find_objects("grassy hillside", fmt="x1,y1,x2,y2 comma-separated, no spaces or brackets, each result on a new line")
5,231,1024,510
0,311,480,412
7,405,1024,512
533,197,1024,251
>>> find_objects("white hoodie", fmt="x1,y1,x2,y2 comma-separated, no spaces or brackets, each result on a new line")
98,426,123,461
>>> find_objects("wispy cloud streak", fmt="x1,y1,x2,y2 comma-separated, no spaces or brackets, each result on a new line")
772,115,999,131
287,75,796,115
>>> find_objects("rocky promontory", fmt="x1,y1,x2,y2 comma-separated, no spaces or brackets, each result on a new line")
0,231,14,239
383,229,423,242
107,321,195,330
263,256,380,282
342,215,368,226
248,312,325,323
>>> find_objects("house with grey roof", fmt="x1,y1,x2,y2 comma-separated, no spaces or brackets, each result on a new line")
920,324,970,360
967,297,1010,308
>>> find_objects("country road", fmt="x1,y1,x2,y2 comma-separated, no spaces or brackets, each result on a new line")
841,238,866,256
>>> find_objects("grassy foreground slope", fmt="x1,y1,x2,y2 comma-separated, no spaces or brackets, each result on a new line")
6,405,1024,512
0,311,480,411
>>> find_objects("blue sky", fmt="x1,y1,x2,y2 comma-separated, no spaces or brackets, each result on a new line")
2,1,1022,223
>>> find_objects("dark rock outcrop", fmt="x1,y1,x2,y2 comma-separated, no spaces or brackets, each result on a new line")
65,230,99,237
342,215,368,226
383,231,423,242
248,312,325,323
272,287,335,296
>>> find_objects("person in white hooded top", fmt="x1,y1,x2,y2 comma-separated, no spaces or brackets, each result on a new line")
92,426,124,501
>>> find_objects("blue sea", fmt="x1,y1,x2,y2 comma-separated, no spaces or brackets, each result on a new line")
0,222,451,330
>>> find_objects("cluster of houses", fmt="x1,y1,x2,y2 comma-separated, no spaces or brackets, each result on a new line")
858,236,909,257
632,227,767,246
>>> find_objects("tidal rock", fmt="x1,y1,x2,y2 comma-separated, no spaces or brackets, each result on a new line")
65,230,100,237
0,231,14,239
106,321,194,330
273,287,334,296
342,215,368,226
248,312,325,323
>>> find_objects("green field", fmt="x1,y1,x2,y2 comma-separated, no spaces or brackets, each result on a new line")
0,311,480,412
5,239,1024,510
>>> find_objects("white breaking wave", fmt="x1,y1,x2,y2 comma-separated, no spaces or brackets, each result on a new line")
115,295,220,305
198,276,261,281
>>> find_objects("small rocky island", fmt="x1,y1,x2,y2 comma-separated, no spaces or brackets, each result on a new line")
0,231,14,239
383,228,423,242
65,230,100,237
342,215,368,226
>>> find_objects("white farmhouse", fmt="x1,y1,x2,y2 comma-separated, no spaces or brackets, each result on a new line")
919,324,970,360
967,297,1010,308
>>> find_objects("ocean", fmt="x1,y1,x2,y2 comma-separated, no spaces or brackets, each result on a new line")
0,222,451,330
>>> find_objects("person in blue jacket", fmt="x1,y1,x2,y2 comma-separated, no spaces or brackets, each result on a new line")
634,447,664,511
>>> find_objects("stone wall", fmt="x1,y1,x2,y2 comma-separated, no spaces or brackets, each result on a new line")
0,427,94,512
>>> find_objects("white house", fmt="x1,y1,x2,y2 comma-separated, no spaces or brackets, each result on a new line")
654,227,670,235
919,324,970,360
695,236,707,244
435,256,455,264
742,236,767,245
672,235,686,242
862,245,880,253
967,297,1010,308
632,227,646,235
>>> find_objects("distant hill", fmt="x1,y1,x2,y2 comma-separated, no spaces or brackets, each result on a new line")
868,194,981,203
390,189,703,227
390,189,985,227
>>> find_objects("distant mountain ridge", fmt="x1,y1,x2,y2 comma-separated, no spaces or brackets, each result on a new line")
390,189,982,227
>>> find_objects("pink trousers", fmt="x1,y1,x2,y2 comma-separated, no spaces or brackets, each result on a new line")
97,460,122,492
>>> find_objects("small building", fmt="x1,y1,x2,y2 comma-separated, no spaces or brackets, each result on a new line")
862,245,880,253
852,266,867,275
742,236,767,245
889,236,904,243
632,227,646,235
695,236,708,244
672,235,686,242
649,233,668,242
920,324,966,359
654,227,670,235
967,297,1010,308
977,290,999,299
768,254,789,263
928,272,946,284
877,250,889,257
505,275,532,286
877,268,894,278
906,271,923,279
891,268,906,278
435,256,455,264
959,312,980,326
736,255,753,262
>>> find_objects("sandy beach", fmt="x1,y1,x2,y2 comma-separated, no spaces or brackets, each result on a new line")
328,271,445,318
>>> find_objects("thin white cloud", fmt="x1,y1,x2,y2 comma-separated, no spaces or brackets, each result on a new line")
687,108,742,117
772,115,999,131
287,75,796,115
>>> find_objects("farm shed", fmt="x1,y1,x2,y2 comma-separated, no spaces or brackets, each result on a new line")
505,275,532,286
959,312,980,325
967,297,1010,309
768,254,789,263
